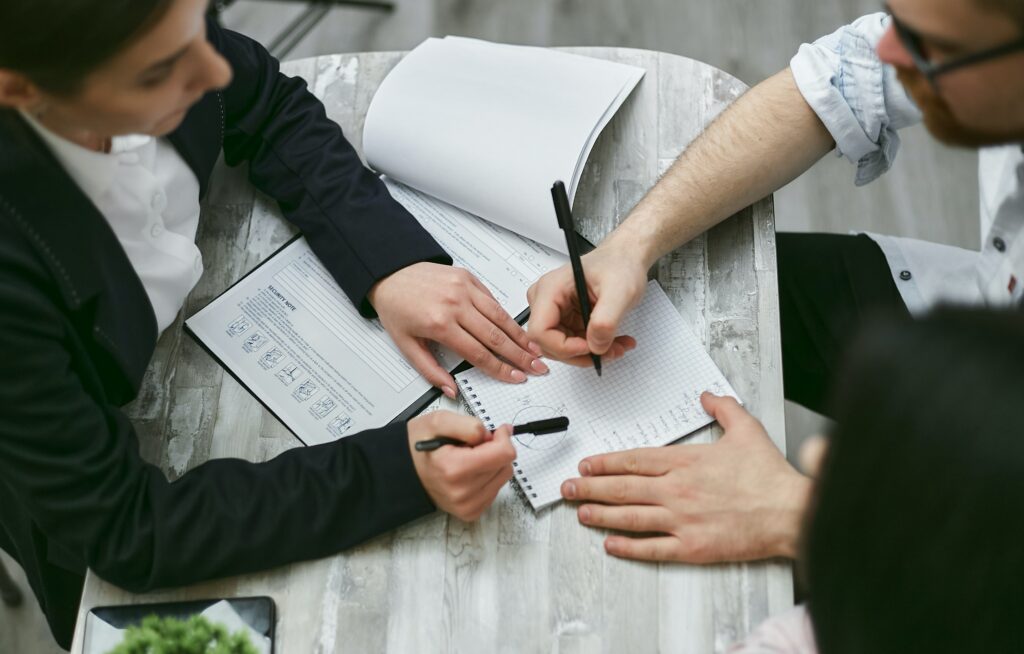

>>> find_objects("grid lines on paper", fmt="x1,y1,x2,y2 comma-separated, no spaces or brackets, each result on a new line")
456,280,737,510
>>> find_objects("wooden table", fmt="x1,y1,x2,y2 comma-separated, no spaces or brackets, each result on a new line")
71,47,790,653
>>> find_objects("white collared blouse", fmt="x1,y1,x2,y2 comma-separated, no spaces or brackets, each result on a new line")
22,112,204,334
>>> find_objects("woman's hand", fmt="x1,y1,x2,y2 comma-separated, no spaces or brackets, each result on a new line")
371,263,549,397
408,411,517,522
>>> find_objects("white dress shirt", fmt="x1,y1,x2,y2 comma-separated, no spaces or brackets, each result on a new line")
790,13,1024,313
22,112,204,334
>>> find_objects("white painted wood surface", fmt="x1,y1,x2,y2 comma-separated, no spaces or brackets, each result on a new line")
70,48,791,653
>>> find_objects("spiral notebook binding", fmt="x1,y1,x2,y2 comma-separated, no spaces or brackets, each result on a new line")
457,378,496,431
457,377,536,505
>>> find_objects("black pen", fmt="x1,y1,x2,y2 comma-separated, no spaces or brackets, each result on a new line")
415,417,570,452
551,181,602,376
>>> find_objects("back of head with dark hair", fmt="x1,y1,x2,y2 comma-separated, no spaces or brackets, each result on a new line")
805,307,1024,654
0,0,175,95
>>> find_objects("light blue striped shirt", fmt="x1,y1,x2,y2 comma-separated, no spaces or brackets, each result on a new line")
790,12,1024,312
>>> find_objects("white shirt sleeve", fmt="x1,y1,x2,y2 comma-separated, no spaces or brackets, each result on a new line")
789,12,922,186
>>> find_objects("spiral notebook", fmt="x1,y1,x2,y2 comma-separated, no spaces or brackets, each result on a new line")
456,281,739,510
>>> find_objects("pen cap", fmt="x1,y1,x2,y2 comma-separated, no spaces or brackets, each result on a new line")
550,181,574,231
513,416,570,436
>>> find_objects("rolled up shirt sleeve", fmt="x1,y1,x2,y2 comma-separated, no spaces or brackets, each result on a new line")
790,12,922,186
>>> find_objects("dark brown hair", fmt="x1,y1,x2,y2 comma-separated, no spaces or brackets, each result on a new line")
0,0,176,95
805,307,1024,653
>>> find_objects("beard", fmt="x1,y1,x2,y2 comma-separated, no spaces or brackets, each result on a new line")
896,66,1023,148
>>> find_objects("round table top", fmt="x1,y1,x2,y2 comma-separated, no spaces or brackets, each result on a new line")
73,47,789,654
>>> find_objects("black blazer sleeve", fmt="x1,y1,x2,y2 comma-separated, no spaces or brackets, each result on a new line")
0,234,435,592
208,20,452,318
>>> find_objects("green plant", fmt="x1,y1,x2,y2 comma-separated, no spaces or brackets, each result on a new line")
106,614,259,654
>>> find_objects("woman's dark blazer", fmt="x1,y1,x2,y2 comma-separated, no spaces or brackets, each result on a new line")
0,20,450,648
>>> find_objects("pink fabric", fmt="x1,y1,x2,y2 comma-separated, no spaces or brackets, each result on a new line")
727,606,818,654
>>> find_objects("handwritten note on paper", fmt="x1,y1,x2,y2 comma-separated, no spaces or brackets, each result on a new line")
456,280,738,510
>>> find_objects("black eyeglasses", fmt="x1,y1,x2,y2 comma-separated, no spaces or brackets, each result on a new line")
886,5,1024,85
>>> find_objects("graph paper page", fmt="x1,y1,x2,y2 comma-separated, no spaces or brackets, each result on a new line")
456,280,739,510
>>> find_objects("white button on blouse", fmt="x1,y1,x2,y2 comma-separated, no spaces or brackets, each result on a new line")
152,191,168,212
22,112,205,334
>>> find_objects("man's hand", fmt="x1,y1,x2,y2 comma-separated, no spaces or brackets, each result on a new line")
408,411,516,522
528,70,835,370
370,263,548,397
526,243,645,366
560,393,812,563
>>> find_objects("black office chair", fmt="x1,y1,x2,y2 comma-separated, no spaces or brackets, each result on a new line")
208,0,396,59
0,558,23,607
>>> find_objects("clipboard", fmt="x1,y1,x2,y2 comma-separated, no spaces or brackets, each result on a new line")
184,230,593,445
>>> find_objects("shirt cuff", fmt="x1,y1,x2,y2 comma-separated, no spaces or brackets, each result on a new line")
789,12,920,186
344,421,437,528
790,43,880,165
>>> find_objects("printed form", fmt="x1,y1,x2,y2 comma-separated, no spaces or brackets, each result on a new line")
186,180,566,446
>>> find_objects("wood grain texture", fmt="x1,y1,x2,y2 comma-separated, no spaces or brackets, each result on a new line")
67,48,789,653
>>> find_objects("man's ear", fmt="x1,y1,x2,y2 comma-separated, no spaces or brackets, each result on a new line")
0,70,43,111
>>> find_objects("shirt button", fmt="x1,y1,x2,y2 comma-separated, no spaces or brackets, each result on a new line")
150,223,164,238
993,237,1006,252
151,192,167,213
899,270,912,281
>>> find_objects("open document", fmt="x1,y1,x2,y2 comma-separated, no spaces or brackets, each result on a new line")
186,184,567,446
187,39,645,446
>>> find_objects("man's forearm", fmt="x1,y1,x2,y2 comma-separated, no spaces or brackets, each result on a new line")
605,68,835,265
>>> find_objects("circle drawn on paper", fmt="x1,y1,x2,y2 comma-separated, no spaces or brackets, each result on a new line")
512,405,567,450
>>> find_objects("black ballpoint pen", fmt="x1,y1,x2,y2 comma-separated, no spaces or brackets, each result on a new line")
415,417,570,452
551,181,602,376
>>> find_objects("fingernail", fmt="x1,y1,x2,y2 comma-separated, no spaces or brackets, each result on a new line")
530,359,549,374
580,460,592,476
528,342,542,356
562,481,576,499
442,386,457,399
511,370,527,383
579,506,591,522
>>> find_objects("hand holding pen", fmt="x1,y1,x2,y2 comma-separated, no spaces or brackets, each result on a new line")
407,411,517,522
550,181,603,376
415,417,570,451
408,415,570,520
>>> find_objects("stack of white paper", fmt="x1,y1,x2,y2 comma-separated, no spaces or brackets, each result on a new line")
364,36,645,254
